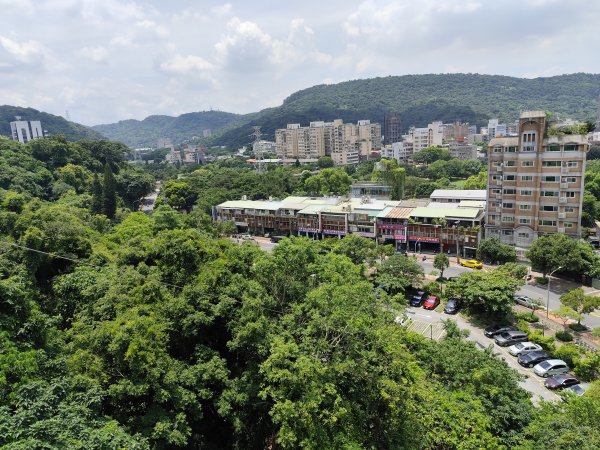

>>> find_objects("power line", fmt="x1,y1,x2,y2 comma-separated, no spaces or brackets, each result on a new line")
0,240,185,290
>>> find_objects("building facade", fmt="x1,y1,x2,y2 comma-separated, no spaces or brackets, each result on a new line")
408,121,443,152
10,119,44,144
383,113,402,145
381,141,414,164
275,119,381,165
485,111,588,251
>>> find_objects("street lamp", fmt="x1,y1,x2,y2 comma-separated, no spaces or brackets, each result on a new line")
546,266,563,318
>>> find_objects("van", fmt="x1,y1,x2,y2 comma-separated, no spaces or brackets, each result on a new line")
533,359,569,378
494,330,528,347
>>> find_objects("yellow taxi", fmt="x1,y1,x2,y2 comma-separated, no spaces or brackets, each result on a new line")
459,259,483,269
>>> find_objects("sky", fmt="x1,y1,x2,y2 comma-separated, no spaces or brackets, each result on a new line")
1,0,599,126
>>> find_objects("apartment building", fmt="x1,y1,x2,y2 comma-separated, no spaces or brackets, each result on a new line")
10,119,44,144
383,113,402,145
274,119,381,165
381,141,414,164
485,111,588,251
408,121,443,152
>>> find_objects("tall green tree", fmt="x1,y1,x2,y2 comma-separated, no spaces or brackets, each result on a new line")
375,254,424,294
434,253,450,279
477,237,517,264
101,163,117,219
560,288,600,326
526,234,600,278
90,173,103,215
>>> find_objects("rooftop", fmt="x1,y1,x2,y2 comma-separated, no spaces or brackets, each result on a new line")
410,206,483,220
430,189,487,200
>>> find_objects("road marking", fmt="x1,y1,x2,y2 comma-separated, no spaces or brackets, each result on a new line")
415,313,432,318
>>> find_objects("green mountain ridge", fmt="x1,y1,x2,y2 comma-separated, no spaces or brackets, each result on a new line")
0,105,105,141
92,110,244,148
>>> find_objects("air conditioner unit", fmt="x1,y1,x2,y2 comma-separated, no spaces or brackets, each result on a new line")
559,197,567,203
557,227,565,233
495,207,501,213
495,193,502,199
560,183,568,189
561,167,569,174
558,213,566,219
496,180,502,186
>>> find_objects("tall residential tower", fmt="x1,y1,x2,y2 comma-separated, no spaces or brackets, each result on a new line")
485,111,588,254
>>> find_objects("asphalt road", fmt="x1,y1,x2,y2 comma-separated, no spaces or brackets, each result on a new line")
405,304,559,404
418,259,600,329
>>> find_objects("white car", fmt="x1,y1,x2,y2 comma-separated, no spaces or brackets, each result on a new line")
508,341,543,356
533,359,569,378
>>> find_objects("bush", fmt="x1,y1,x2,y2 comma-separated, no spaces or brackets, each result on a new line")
568,323,588,333
535,277,548,285
574,352,600,381
516,319,531,334
554,343,582,367
555,331,574,342
422,281,442,298
514,311,540,323
528,330,556,352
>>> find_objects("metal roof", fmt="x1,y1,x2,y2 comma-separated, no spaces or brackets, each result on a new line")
410,206,482,219
430,189,487,200
379,207,414,219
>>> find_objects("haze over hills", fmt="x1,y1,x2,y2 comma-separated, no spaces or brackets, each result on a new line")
0,105,105,141
92,110,243,148
89,73,600,149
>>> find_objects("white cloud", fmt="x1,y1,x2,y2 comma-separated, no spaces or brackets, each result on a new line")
77,45,109,62
160,54,215,75
211,3,233,17
0,35,46,63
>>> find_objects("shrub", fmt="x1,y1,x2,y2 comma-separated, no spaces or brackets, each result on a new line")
535,277,548,285
574,352,600,381
528,330,556,352
555,331,574,342
516,319,531,334
568,323,588,333
422,281,442,298
514,311,540,323
554,343,581,367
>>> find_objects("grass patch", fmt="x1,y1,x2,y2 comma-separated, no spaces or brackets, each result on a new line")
514,311,540,323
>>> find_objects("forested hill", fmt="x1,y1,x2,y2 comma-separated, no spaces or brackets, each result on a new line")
0,105,105,141
212,73,600,148
92,110,243,148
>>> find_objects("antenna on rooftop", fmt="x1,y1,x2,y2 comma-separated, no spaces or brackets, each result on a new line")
250,126,264,173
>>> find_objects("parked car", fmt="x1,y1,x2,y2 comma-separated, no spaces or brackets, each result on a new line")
241,234,253,240
533,359,569,378
423,295,440,310
518,350,551,368
544,373,580,390
563,383,589,397
409,291,427,307
514,295,544,310
494,330,529,347
484,324,517,338
508,341,543,356
444,297,461,314
459,259,483,269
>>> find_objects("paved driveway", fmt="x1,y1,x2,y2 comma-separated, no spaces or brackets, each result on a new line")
405,304,559,404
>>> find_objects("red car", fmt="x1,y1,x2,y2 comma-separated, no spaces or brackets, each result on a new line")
423,295,440,310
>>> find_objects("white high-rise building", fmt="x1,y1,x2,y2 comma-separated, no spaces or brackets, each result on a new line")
10,119,44,144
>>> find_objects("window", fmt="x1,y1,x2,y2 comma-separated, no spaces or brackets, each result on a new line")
519,204,532,210
566,161,578,167
519,218,531,225
547,144,560,152
564,144,577,151
565,192,576,198
522,160,534,167
507,146,517,152
502,216,515,222
505,175,516,181
492,188,501,194
541,191,558,197
492,175,501,180
520,190,532,196
493,147,502,153
521,175,533,181
505,161,516,166
562,177,576,183
564,222,574,228
502,202,514,208
518,232,530,238
542,161,561,167
542,176,558,182
538,219,557,226
541,205,558,212
502,230,513,235
503,188,516,195
564,207,575,213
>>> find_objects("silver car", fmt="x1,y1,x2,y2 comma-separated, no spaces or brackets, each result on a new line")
533,359,569,378
508,341,543,356
494,330,528,347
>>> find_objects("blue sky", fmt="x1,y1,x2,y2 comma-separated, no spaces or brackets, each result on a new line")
1,0,598,125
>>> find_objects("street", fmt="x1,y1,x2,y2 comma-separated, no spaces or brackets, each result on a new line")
418,258,600,329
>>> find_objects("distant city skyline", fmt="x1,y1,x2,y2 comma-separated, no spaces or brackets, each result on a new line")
1,0,599,125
